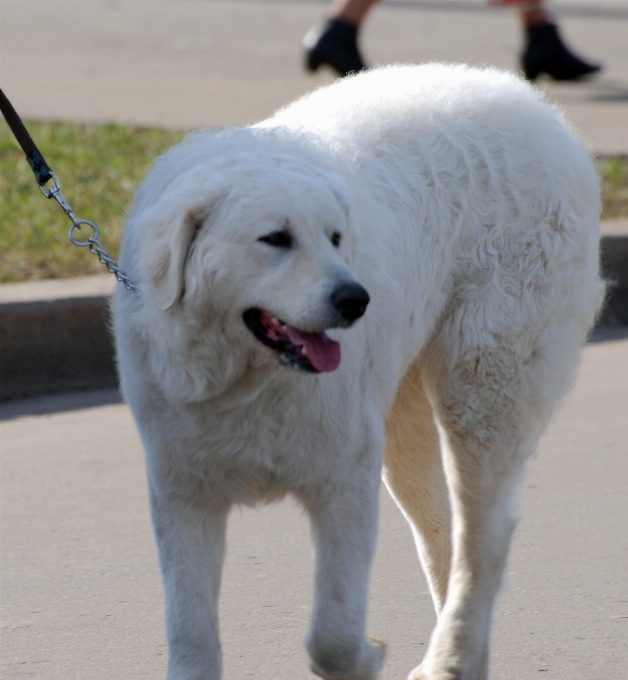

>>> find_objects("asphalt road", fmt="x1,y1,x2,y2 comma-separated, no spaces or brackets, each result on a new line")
1,0,628,153
1,327,627,679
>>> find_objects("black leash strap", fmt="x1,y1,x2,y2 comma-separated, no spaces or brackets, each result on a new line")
0,88,53,186
0,88,139,295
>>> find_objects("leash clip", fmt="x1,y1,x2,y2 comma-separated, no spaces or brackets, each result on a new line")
41,172,79,223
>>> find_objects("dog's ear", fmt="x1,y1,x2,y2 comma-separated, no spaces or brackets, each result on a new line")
140,188,222,311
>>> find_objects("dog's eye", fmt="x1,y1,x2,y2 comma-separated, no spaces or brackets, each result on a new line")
258,230,293,249
331,232,342,248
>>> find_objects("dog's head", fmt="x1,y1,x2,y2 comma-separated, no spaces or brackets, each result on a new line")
134,132,369,400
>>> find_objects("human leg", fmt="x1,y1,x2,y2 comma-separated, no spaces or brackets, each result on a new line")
303,0,379,77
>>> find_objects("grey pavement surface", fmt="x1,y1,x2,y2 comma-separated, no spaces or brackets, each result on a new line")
1,0,628,153
2,2,628,678
1,328,628,679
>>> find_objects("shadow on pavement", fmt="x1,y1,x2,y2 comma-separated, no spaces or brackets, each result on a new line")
0,387,123,422
587,324,628,343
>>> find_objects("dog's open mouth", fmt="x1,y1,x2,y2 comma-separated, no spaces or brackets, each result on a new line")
243,309,341,373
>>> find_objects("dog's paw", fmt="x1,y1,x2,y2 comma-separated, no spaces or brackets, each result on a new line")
408,665,423,680
362,637,386,678
409,667,457,680
408,659,483,680
408,644,489,680
408,664,432,680
310,636,386,680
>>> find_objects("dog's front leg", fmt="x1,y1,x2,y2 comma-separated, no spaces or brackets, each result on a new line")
149,481,228,680
301,458,386,680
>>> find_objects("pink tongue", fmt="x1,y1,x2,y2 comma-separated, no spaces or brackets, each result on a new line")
286,327,341,372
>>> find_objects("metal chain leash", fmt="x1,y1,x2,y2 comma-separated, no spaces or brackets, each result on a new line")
40,172,140,296
0,87,140,296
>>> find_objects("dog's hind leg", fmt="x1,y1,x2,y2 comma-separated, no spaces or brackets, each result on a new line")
410,333,567,680
383,358,452,613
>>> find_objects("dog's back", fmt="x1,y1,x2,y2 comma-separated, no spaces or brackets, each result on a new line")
269,63,603,374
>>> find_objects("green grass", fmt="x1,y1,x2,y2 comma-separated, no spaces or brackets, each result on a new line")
597,155,628,221
1,120,627,284
0,120,185,283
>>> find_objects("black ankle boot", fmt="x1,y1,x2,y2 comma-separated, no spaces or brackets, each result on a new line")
521,23,601,81
303,19,366,77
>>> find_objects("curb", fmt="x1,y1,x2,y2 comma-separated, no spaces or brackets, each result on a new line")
1,223,627,402
0,276,117,402
598,219,628,327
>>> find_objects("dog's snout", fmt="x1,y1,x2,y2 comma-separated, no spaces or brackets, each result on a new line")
330,282,370,322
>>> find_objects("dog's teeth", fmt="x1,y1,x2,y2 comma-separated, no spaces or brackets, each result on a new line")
271,316,280,325
301,346,308,356
281,324,288,331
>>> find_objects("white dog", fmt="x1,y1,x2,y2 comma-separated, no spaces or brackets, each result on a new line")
112,64,603,680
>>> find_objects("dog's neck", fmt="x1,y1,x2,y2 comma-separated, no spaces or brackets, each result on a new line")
202,360,281,412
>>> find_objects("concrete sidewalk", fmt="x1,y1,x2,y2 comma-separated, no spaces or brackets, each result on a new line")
1,1,628,153
1,329,627,679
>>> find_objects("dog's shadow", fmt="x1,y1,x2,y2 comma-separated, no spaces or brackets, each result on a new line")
540,78,628,104
587,324,628,344
589,82,628,103
0,387,123,422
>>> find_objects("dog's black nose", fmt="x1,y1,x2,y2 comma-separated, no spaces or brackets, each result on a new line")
330,282,370,322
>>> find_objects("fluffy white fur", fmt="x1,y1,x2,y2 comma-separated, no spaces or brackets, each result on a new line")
112,64,604,680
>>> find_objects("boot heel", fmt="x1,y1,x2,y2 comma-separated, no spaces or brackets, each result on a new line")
306,50,323,73
522,62,542,81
